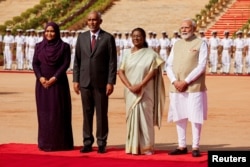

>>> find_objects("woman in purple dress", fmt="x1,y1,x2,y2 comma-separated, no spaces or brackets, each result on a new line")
33,22,73,151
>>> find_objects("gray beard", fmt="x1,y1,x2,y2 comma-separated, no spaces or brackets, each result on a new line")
181,33,192,39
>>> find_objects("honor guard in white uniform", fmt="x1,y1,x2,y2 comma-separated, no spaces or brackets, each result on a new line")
62,30,72,44
129,31,133,48
113,31,119,50
208,30,220,74
146,31,154,49
37,30,44,43
14,29,25,70
198,30,208,44
24,29,31,69
122,32,132,53
117,32,124,67
220,30,233,74
152,32,160,53
69,30,78,71
159,31,170,72
26,29,38,70
233,30,245,75
170,31,181,51
245,32,250,74
60,30,65,41
0,33,2,55
3,28,14,70
113,31,120,69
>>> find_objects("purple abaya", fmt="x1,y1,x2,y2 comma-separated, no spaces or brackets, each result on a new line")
32,22,73,151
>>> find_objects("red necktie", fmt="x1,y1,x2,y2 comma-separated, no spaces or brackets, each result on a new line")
91,35,96,51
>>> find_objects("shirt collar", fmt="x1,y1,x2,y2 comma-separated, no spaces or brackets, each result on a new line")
90,29,100,38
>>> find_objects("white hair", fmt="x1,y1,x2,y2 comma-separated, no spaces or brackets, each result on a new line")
89,10,102,20
183,18,197,28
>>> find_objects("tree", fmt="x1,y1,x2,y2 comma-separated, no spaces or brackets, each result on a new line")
21,12,30,19
0,25,6,34
4,20,14,27
13,16,23,25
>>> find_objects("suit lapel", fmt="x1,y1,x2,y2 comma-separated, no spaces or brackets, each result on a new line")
83,32,92,56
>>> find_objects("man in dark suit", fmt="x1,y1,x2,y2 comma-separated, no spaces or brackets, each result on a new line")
73,11,117,154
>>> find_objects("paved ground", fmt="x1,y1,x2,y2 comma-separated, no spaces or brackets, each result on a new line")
0,71,249,151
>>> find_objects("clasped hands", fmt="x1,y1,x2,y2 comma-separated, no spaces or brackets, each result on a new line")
173,80,188,92
39,77,57,89
128,83,142,95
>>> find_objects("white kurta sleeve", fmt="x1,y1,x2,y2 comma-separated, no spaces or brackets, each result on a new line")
166,48,177,84
184,41,208,84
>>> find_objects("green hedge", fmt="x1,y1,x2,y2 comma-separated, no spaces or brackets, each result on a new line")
0,0,116,34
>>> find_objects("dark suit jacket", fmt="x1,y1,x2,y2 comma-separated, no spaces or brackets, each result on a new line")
73,29,117,88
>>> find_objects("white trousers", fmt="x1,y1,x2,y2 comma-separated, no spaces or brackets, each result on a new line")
209,50,218,73
245,55,250,73
69,48,75,70
234,51,243,74
4,46,12,69
221,50,231,73
160,49,167,71
27,48,35,70
16,46,24,69
176,118,202,149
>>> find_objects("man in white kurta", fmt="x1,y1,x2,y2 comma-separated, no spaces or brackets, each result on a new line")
220,31,233,74
166,19,208,157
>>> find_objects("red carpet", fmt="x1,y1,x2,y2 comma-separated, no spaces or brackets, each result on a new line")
0,143,207,167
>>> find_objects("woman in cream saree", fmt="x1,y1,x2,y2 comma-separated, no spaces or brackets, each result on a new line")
118,28,165,155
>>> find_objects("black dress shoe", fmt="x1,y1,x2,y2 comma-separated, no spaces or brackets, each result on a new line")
39,147,52,152
80,145,92,153
168,147,188,155
192,150,201,157
97,146,106,154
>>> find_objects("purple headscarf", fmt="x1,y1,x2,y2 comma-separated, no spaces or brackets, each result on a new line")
37,22,64,66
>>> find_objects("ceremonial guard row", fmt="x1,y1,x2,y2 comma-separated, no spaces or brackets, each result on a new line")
0,29,84,71
1,28,250,75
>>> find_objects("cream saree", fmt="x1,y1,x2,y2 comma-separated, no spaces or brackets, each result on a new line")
120,48,165,154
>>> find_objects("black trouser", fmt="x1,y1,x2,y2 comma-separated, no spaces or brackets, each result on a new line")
80,86,109,147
